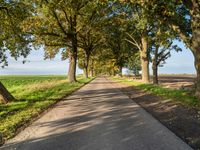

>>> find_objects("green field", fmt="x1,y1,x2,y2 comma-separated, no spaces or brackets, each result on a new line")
0,75,93,140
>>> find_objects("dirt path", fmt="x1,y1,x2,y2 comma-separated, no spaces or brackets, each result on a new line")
0,77,192,150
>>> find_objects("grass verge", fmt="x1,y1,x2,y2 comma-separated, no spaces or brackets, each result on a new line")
111,77,199,107
0,75,94,141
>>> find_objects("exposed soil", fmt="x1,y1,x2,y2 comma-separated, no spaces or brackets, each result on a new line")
111,79,200,150
127,75,196,90
158,75,195,90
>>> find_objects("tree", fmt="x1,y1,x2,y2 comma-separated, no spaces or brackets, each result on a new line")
0,0,32,103
105,24,127,76
88,47,118,76
125,52,141,76
78,19,105,78
151,41,182,84
103,2,132,77
23,0,100,82
177,1,200,98
149,21,182,84
152,0,200,97
125,0,156,83
78,31,103,78
125,28,150,82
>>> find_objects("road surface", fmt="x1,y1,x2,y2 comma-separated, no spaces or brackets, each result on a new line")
1,77,192,150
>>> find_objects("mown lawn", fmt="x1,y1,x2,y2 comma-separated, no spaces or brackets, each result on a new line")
0,75,93,140
111,77,199,107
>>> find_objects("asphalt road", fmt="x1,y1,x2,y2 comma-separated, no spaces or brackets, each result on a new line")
1,77,192,150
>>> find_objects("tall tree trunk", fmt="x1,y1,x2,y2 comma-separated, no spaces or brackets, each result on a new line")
84,68,88,78
140,34,150,83
152,46,159,84
139,0,150,83
0,82,15,104
191,0,200,98
68,15,78,83
68,37,77,83
0,132,3,146
118,66,123,77
90,69,94,77
193,52,200,98
192,28,200,98
110,69,113,76
84,53,90,78
89,59,94,77
152,64,158,84
68,53,77,83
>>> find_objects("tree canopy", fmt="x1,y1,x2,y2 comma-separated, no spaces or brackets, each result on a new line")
0,0,32,68
2,0,200,101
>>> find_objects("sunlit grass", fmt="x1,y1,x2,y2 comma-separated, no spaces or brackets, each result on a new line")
111,76,199,107
0,75,94,140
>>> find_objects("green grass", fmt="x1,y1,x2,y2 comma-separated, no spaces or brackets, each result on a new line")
0,75,94,140
111,77,199,107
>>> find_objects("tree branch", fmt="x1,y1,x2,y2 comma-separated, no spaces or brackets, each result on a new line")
52,10,68,35
157,51,170,65
125,32,141,51
61,6,70,23
171,24,191,48
44,0,68,36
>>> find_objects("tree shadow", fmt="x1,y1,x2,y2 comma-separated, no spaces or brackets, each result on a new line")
0,78,192,150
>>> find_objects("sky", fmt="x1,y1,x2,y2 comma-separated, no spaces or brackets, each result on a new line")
150,40,196,75
0,50,83,75
0,41,196,75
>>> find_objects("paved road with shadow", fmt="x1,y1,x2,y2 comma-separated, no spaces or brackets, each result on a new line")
1,77,192,150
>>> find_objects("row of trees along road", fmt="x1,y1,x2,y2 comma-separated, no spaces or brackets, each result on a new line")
1,0,200,103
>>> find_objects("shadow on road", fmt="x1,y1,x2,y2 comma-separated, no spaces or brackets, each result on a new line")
0,78,193,150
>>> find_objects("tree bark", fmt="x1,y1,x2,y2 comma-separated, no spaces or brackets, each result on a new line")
93,70,96,77
68,15,78,83
68,37,77,83
0,82,15,104
119,66,123,77
83,53,90,78
83,68,88,78
68,53,77,83
152,46,159,84
192,28,200,98
193,52,200,97
190,0,200,98
152,64,158,84
140,34,150,83
111,69,115,76
90,69,94,77
89,59,94,77
0,132,3,146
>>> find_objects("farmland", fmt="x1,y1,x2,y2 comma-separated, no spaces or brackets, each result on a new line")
158,75,195,90
112,75,198,106
126,74,195,90
0,75,93,140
